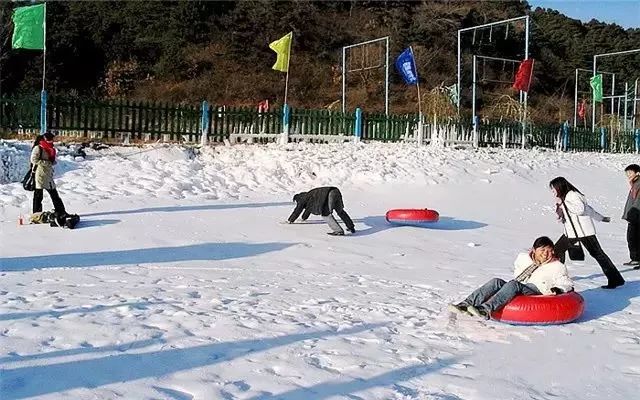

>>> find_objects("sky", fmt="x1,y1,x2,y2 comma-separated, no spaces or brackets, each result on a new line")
529,0,640,29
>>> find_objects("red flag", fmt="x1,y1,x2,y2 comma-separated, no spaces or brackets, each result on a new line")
512,59,534,92
257,99,269,112
578,99,586,120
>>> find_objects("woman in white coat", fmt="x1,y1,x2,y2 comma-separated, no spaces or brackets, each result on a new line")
31,132,66,216
550,177,625,289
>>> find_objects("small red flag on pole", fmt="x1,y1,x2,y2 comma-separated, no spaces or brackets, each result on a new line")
578,99,586,120
512,59,534,92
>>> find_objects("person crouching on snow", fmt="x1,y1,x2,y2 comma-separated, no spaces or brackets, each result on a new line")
286,186,356,236
449,236,574,320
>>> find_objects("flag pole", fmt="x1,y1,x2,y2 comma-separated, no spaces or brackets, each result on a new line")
42,2,46,93
40,2,47,134
410,46,422,117
521,58,534,148
410,46,423,145
283,32,292,106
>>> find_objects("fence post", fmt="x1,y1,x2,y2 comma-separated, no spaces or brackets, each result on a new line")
353,107,362,143
472,115,479,147
200,100,209,146
502,126,507,149
600,127,607,152
635,128,639,154
417,113,424,145
562,121,569,151
280,104,290,144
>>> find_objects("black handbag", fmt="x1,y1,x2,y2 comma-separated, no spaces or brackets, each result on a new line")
22,164,36,191
562,201,585,261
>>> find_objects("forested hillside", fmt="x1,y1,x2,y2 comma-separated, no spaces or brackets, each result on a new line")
1,1,638,123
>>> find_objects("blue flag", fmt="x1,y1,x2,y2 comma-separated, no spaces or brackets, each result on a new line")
395,48,418,85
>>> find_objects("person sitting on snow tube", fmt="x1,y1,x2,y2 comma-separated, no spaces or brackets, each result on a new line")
285,186,356,236
449,236,574,320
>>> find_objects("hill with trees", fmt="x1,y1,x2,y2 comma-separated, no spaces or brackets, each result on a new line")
1,0,638,123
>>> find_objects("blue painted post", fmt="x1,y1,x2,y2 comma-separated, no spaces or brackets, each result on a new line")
200,100,209,146
354,107,362,142
600,127,607,151
635,129,640,154
280,104,290,144
472,115,479,147
40,90,47,133
562,121,569,151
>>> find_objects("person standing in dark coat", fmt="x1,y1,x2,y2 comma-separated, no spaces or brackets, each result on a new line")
622,164,640,268
286,187,356,236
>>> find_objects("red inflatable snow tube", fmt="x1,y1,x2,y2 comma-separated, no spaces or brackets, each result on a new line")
491,291,584,325
385,209,440,225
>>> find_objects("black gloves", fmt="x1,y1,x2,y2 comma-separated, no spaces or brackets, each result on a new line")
550,287,563,295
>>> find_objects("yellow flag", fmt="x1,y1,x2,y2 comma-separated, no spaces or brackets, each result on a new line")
269,32,292,72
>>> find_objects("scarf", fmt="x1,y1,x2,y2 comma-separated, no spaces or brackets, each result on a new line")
39,140,56,163
516,256,559,283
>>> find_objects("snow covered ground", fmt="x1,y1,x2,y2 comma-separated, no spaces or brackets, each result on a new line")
1,140,638,400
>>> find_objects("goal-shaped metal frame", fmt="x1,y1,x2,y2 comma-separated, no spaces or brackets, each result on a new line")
591,48,640,132
342,36,389,115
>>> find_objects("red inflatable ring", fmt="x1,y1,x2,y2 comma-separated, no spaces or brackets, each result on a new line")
491,291,584,325
385,209,440,225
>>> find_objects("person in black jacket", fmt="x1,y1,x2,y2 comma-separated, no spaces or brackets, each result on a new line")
286,187,356,236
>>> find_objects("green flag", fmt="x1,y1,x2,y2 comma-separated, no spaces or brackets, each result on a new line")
446,83,459,105
590,74,603,103
269,32,292,72
11,4,45,50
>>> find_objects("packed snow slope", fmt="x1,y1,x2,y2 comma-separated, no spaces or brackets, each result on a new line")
1,141,639,400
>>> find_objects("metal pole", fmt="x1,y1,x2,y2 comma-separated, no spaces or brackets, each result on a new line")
611,73,615,115
475,55,520,63
40,2,47,134
283,33,292,106
457,30,461,114
342,46,346,113
594,48,640,58
574,68,578,127
592,55,597,132
385,36,389,116
633,79,638,133
522,16,529,149
411,46,422,117
458,15,528,33
472,55,477,141
624,82,629,133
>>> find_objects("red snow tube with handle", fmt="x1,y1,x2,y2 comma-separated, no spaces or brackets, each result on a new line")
385,209,440,225
491,291,584,325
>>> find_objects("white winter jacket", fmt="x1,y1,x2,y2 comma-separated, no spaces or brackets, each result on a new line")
560,190,605,238
513,253,574,294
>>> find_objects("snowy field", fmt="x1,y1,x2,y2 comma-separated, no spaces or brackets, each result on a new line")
1,140,639,400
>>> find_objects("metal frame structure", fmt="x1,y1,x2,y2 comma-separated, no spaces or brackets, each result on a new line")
591,48,640,131
342,36,389,115
457,16,530,112
472,55,520,129
457,16,530,148
573,68,615,127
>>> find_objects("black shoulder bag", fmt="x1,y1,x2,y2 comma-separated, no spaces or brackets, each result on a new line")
22,164,36,191
562,201,585,261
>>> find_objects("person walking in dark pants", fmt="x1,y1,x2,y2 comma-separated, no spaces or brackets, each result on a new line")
622,164,640,268
286,187,355,236
449,236,574,319
550,177,624,289
30,133,66,216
